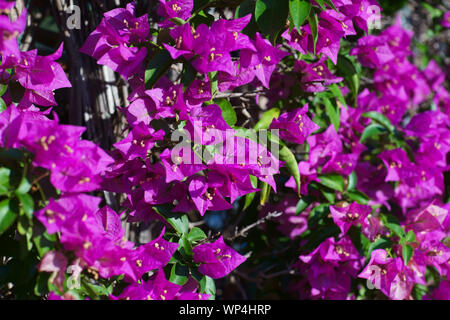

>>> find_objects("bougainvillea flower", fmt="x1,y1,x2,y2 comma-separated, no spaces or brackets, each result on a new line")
0,105,23,148
358,249,409,299
207,135,281,191
240,33,289,88
38,251,68,291
209,166,259,204
307,125,342,167
176,277,211,300
141,163,174,204
49,140,114,193
330,202,372,235
285,161,319,195
163,22,195,59
142,269,183,300
80,3,149,78
94,206,126,244
189,24,236,75
59,214,111,266
113,269,183,300
217,63,256,92
183,104,231,145
0,0,15,10
0,8,26,64
321,152,359,176
414,230,450,276
406,202,448,234
442,11,450,28
14,44,71,106
336,0,382,33
188,173,233,216
210,15,255,52
157,0,193,28
93,242,137,282
350,35,395,68
423,60,446,91
159,148,206,183
294,59,343,92
35,194,102,235
281,28,307,55
193,236,246,279
380,17,413,57
298,236,362,300
185,78,212,105
424,280,450,300
114,122,165,160
102,3,150,43
269,104,319,145
378,148,412,182
131,228,179,280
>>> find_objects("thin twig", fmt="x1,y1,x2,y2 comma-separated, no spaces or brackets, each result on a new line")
226,211,283,241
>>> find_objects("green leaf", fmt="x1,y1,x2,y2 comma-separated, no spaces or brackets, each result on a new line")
235,0,259,38
200,275,216,299
279,145,301,196
0,167,11,195
317,174,345,192
296,196,312,214
308,13,319,54
323,0,338,11
145,50,173,89
170,17,187,25
0,83,7,97
255,0,289,37
215,98,237,127
362,111,395,133
347,190,369,205
154,205,189,235
367,237,390,258
243,175,258,210
347,171,357,191
321,187,336,203
80,279,112,298
422,3,442,19
187,227,207,242
289,0,311,32
17,193,34,219
324,98,340,131
405,230,416,243
0,97,6,112
329,84,346,106
336,55,359,99
33,232,55,257
314,0,327,10
402,244,414,265
385,222,406,239
208,71,218,98
0,199,17,235
34,272,50,297
170,263,189,286
178,234,193,257
308,204,330,228
259,181,271,205
16,177,31,194
254,108,280,130
360,123,386,142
